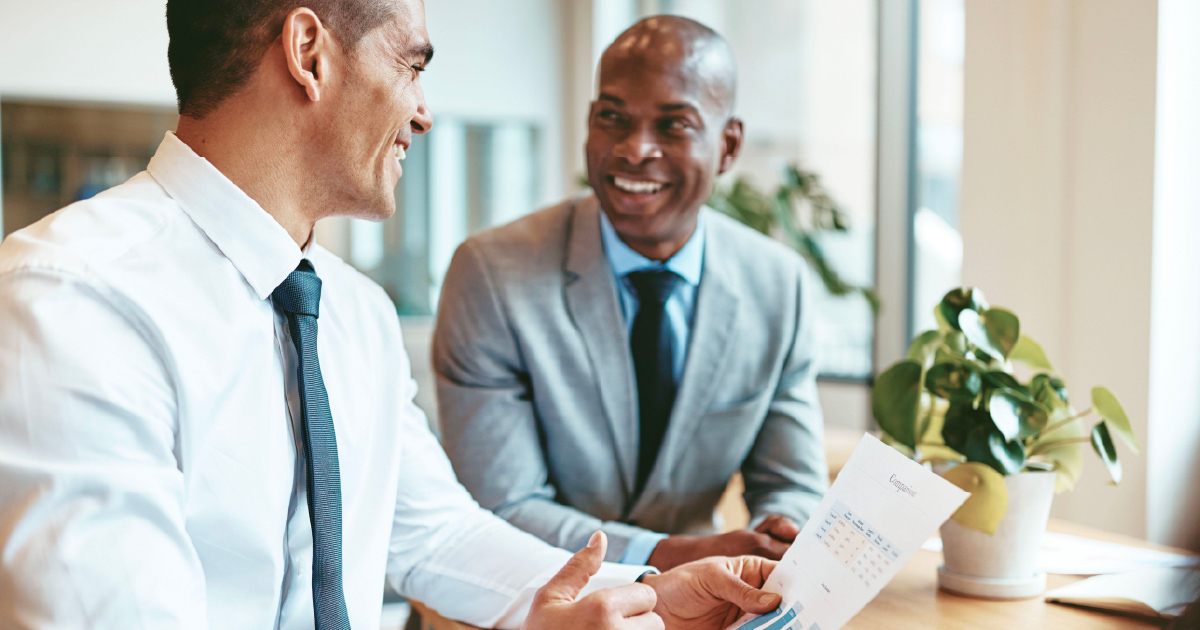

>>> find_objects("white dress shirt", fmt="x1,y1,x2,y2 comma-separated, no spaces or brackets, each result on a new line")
0,132,646,630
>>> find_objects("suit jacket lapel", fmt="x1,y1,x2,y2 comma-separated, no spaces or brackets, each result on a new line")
564,195,638,497
629,209,741,519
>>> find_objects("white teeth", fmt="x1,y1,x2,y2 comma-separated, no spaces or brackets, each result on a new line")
394,144,407,160
613,176,665,194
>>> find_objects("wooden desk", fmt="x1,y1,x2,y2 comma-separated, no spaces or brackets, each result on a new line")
409,519,1189,630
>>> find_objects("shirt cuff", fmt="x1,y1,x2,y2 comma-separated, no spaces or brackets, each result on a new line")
619,531,668,565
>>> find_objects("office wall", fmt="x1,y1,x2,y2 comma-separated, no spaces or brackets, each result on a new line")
960,0,1158,538
0,0,175,105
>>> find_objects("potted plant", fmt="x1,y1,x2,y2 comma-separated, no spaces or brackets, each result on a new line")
707,164,879,312
871,288,1140,599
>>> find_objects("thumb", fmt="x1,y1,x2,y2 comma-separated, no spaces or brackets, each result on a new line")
710,566,781,615
539,531,607,604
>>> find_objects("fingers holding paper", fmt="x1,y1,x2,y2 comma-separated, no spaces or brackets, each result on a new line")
643,556,782,630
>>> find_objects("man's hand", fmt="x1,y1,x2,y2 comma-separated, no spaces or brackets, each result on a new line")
647,515,800,571
754,514,800,543
642,556,781,630
524,531,663,630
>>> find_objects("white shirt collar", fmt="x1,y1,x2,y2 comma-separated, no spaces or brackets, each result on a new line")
147,131,304,300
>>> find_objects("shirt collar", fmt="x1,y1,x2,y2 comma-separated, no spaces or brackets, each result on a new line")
147,132,304,300
598,208,705,287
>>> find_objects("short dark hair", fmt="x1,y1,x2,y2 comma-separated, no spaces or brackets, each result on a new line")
166,0,395,118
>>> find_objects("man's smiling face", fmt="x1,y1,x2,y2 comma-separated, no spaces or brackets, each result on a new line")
316,0,433,220
585,20,742,259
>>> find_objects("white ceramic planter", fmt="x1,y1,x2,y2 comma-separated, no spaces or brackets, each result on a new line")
938,470,1057,599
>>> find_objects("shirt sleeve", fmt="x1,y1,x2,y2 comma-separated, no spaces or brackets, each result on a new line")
0,269,209,629
384,369,649,630
619,532,668,566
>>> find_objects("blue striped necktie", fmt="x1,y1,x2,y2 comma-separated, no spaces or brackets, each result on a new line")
273,260,352,630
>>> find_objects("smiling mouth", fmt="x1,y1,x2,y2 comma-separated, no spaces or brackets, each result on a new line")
610,176,668,195
393,132,409,160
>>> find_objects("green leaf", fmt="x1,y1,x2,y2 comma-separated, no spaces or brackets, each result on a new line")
983,308,1021,357
942,462,1010,535
1028,407,1085,492
1091,386,1141,455
1031,374,1069,409
1091,422,1122,484
941,401,982,454
872,361,923,449
959,309,1019,361
989,390,1050,439
925,363,982,402
907,330,942,363
939,288,989,332
1010,334,1054,371
961,425,1026,475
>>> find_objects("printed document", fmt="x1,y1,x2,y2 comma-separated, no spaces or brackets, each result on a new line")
728,433,969,630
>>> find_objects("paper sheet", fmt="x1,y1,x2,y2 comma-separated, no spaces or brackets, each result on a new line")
1045,567,1200,618
728,434,969,630
920,532,1200,575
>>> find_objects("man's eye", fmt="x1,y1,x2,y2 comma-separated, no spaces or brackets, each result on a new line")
598,110,620,120
412,65,425,74
664,119,690,131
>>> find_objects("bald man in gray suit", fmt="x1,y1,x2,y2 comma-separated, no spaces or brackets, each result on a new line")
434,16,828,571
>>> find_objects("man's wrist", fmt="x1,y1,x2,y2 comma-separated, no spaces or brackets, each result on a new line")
620,531,669,565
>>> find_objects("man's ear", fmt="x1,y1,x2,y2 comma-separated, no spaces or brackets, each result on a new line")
717,117,744,175
282,8,333,103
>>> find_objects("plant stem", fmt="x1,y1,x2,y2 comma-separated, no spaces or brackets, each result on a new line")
1038,408,1094,438
1029,437,1092,456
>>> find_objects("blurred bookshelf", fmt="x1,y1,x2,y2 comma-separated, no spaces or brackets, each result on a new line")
1,99,178,236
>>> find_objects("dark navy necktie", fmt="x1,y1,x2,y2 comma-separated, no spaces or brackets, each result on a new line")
273,260,352,630
628,269,682,496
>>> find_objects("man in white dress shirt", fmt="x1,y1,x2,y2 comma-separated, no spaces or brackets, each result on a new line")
0,0,784,629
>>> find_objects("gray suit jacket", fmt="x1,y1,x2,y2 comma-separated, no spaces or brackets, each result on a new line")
433,194,829,562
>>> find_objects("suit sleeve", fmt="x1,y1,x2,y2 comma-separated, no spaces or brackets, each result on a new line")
433,240,652,563
740,259,830,527
0,270,209,629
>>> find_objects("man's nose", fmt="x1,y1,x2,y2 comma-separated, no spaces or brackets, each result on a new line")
411,83,433,134
612,125,662,165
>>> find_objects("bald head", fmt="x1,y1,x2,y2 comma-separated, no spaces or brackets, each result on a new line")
586,15,744,261
601,15,738,117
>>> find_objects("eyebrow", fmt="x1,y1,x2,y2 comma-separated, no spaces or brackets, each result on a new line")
407,42,434,65
597,93,701,115
661,102,701,115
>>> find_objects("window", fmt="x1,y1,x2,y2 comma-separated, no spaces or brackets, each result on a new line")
646,0,880,379
324,119,542,315
910,0,965,337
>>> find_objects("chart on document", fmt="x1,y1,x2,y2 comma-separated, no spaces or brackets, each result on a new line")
726,434,969,630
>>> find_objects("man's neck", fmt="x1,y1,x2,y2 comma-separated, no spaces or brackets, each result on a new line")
618,216,699,262
175,105,316,249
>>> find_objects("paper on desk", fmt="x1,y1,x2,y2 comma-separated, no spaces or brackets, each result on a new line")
727,434,969,630
1045,567,1200,618
920,532,1200,575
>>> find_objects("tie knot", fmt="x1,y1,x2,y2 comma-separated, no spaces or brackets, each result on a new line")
627,269,682,305
273,260,322,318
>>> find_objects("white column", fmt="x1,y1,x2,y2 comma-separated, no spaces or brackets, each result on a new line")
1148,0,1200,550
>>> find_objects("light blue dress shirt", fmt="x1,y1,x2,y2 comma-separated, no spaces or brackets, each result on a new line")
598,210,706,565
